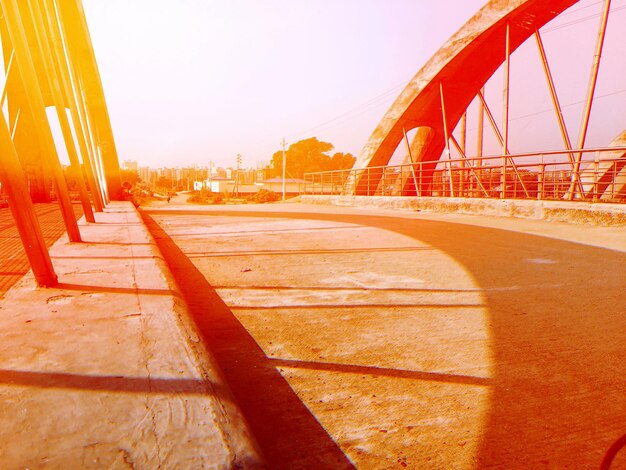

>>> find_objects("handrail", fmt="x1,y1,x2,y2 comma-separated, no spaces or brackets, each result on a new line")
304,146,626,177
303,147,626,203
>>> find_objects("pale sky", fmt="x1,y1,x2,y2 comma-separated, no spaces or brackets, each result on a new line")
81,0,625,169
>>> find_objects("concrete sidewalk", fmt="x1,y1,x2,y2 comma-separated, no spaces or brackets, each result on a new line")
0,202,263,468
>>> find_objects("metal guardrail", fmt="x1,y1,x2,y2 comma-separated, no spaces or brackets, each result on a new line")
304,147,626,203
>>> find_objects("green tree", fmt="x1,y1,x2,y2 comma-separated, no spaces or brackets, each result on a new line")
120,169,139,187
327,152,356,171
272,137,353,178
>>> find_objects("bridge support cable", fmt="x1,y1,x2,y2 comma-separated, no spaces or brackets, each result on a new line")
501,22,511,199
459,112,468,195
476,87,484,161
439,83,456,197
534,30,576,168
569,0,612,199
74,79,109,206
534,29,586,197
448,135,490,198
476,90,530,198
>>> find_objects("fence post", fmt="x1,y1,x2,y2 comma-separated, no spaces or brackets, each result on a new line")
593,151,599,201
418,162,422,196
382,167,387,196
612,156,617,200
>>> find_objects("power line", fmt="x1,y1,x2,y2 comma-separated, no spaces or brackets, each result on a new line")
543,3,626,33
463,88,626,133
288,4,626,142
512,89,626,121
557,0,606,18
287,79,409,141
260,2,625,160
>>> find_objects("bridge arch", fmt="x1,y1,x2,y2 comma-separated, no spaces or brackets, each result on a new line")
353,0,582,194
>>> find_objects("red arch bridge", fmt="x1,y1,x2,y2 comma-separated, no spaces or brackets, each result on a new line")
304,0,626,203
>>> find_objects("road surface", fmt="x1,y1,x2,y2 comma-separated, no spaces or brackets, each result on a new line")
142,199,625,469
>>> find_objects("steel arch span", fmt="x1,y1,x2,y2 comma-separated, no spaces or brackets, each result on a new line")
350,0,624,198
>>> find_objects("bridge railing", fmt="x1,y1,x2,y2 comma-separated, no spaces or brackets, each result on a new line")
303,147,626,203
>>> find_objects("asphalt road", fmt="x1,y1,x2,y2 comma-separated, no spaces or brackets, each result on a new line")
143,199,626,469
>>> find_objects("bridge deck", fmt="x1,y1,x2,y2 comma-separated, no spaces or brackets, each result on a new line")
144,197,626,468
1,198,624,468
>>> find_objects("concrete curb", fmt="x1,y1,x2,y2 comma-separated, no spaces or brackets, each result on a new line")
299,195,626,226
0,201,265,468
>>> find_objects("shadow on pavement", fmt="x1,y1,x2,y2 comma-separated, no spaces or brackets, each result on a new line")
0,369,232,397
142,213,355,469
145,208,626,468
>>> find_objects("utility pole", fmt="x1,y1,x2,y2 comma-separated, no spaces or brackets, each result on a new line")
281,138,286,201
234,154,242,197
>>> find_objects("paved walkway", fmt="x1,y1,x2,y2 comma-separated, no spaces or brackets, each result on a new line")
143,198,626,469
0,202,262,468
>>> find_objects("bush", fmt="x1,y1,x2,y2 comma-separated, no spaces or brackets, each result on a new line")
187,191,225,205
187,194,207,204
130,188,147,207
248,189,280,203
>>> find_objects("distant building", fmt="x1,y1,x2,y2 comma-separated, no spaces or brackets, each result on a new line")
139,162,291,194
122,160,138,171
259,177,305,195
255,168,269,183
138,166,151,183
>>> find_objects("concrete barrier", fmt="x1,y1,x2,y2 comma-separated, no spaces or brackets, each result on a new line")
300,195,626,226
